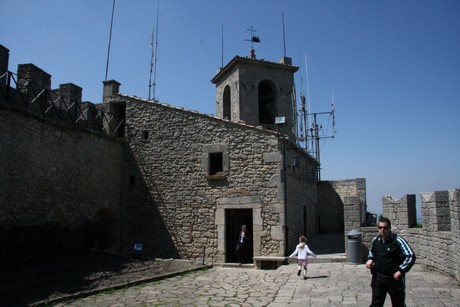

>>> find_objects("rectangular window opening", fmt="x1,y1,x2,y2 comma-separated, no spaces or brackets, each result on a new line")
129,175,136,186
209,152,223,175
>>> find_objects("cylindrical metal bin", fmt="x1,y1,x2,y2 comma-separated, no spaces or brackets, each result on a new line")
346,229,362,264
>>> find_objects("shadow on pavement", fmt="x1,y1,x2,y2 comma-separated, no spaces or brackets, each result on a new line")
0,253,206,306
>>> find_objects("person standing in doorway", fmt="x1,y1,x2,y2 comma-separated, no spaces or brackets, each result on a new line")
289,235,316,279
236,225,250,264
366,217,416,307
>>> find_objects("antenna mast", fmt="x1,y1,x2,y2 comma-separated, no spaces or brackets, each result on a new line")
105,0,116,81
307,95,336,181
282,12,286,57
297,53,336,181
152,0,160,100
148,25,155,100
221,24,224,68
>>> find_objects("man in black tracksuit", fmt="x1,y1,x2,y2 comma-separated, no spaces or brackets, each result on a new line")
366,217,416,307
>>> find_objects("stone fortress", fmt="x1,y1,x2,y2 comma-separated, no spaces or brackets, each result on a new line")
0,43,458,282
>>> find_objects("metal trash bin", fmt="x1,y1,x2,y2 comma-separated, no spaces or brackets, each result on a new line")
346,229,362,264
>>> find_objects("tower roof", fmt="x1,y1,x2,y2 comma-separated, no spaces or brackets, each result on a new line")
211,55,298,84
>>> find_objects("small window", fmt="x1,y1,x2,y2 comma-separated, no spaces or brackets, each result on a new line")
223,85,231,120
209,152,223,175
202,144,228,180
129,175,136,186
142,131,149,140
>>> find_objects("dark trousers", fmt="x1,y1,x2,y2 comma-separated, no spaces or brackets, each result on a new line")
236,244,247,263
370,272,406,307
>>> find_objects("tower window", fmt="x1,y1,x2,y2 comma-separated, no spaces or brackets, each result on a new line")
209,152,223,175
223,85,231,120
258,81,276,125
129,175,136,186
142,130,149,140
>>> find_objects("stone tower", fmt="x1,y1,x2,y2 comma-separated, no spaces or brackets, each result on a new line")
211,52,298,139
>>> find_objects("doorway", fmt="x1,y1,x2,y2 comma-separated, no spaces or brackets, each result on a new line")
225,209,253,263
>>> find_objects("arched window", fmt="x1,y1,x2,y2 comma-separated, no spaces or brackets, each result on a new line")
223,85,231,120
258,81,276,124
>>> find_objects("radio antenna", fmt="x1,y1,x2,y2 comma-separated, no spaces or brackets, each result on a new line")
152,0,160,100
105,0,116,81
282,12,287,57
221,24,224,68
305,53,314,153
298,53,337,180
148,25,155,100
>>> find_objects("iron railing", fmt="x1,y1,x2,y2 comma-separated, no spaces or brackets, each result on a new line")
0,69,124,137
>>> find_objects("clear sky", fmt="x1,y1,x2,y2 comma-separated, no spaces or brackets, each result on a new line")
1,0,459,217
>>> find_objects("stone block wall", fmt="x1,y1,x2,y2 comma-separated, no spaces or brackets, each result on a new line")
212,57,298,142
318,178,366,235
382,194,417,230
1,53,105,134
284,146,318,249
0,100,124,228
422,191,451,232
1,45,320,264
317,181,344,233
362,189,460,282
113,94,318,261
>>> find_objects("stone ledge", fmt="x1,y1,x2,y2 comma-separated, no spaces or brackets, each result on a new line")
253,256,287,270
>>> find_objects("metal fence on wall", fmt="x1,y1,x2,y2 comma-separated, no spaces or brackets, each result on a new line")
0,69,124,137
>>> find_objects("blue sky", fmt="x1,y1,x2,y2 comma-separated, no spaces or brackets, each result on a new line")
1,0,459,217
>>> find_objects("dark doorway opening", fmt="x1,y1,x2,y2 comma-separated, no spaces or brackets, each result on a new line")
258,81,276,125
225,209,253,263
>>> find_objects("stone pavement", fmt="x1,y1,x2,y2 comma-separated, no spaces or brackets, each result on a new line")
53,261,460,307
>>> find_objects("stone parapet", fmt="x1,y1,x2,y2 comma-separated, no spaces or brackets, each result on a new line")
363,189,460,282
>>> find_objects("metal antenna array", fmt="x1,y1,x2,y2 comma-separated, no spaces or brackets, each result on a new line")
297,54,336,181
307,97,336,180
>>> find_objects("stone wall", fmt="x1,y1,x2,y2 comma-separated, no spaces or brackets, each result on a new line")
382,194,417,230
317,178,366,234
0,100,124,248
212,57,298,142
361,189,460,282
317,181,344,233
1,44,321,264
284,146,319,249
113,94,319,262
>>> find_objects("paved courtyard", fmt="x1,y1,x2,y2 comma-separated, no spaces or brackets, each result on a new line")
54,262,460,307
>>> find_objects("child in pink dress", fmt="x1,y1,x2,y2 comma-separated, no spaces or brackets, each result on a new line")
289,235,317,279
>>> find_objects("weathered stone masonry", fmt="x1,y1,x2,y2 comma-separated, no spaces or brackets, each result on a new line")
361,189,460,282
0,45,322,265
0,95,124,238
111,94,318,262
0,44,367,267
3,43,459,281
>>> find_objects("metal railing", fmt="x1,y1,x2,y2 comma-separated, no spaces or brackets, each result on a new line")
0,69,124,137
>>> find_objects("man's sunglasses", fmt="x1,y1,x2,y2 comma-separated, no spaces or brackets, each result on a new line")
378,226,389,230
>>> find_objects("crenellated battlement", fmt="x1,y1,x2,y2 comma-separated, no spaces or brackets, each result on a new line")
361,188,460,282
0,45,123,137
